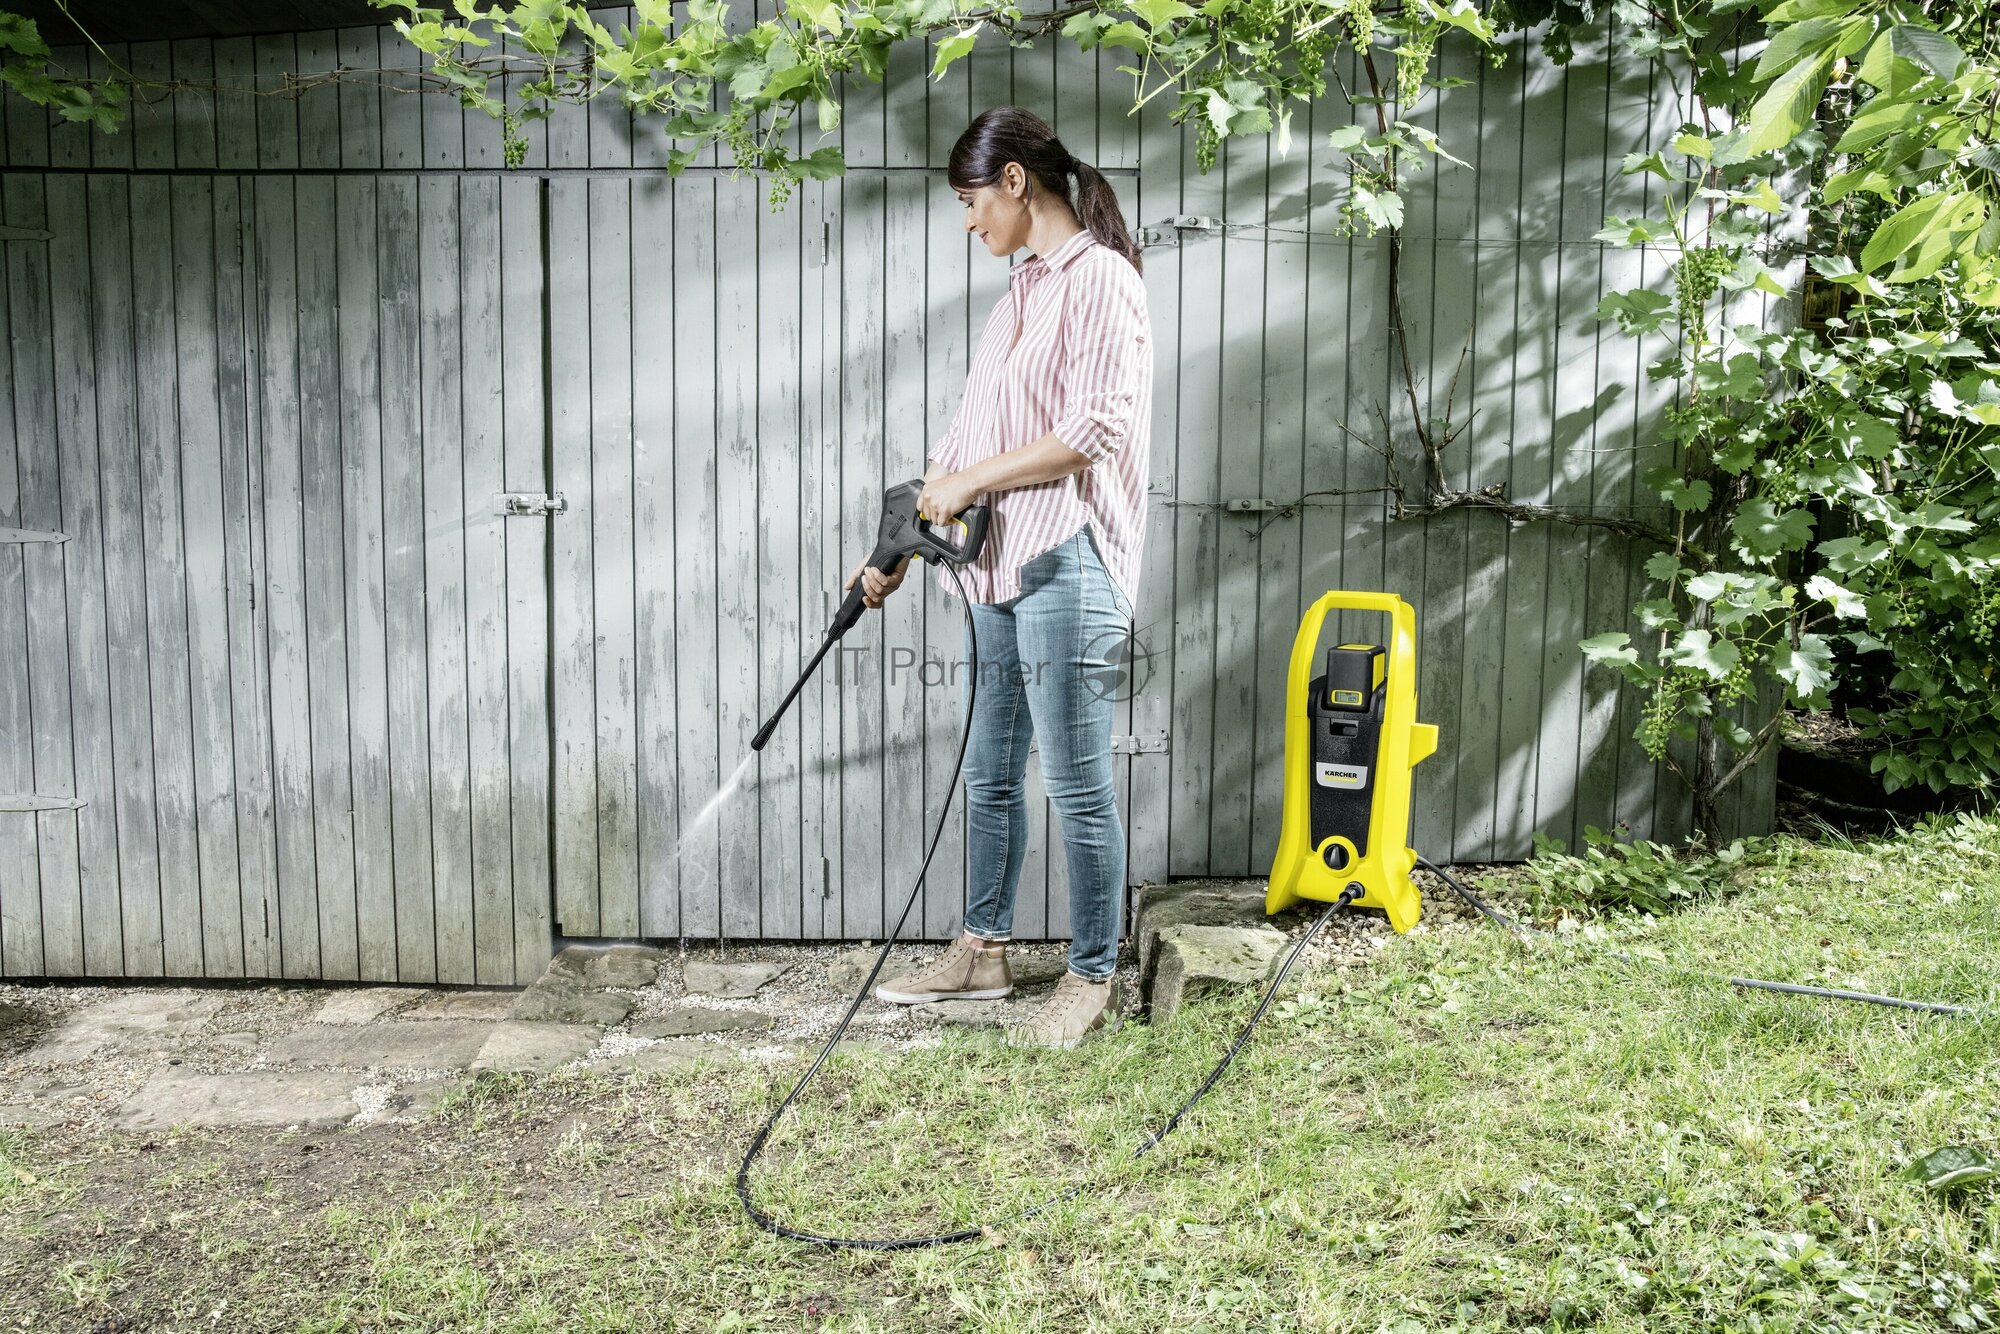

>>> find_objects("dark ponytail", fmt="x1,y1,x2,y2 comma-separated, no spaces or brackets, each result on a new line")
948,105,1143,275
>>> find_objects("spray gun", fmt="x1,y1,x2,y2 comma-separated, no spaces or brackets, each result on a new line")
750,479,991,753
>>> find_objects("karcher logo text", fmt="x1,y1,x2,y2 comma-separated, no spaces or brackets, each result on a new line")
1315,762,1368,790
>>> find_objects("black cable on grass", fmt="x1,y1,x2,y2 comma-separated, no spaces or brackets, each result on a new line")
735,559,1357,1250
1415,856,1984,1019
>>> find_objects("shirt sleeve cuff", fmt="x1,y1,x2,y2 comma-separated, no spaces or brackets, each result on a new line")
1052,413,1117,465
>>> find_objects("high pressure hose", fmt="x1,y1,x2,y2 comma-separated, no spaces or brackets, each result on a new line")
735,559,1358,1249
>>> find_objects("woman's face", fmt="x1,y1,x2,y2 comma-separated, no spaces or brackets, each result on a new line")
956,162,1032,258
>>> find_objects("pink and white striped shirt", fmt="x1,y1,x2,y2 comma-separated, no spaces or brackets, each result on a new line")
927,227,1152,611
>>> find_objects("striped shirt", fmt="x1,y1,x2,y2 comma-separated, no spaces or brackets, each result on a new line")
927,227,1152,612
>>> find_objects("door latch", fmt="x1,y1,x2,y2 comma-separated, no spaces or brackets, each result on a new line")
496,492,569,517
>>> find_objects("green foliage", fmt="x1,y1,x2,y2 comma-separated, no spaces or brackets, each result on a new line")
367,0,1497,219
0,11,125,132
1510,824,1768,916
1582,0,2000,818
1904,1144,2000,1195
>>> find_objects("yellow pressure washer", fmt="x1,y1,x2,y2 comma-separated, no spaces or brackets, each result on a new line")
1268,591,1439,934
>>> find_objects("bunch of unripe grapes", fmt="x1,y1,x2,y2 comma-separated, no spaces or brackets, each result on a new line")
1968,581,2000,641
1716,645,1758,708
1394,26,1438,105
1638,670,1695,759
1675,245,1734,328
1344,0,1373,49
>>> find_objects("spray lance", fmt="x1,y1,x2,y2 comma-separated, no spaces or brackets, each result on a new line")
750,478,991,754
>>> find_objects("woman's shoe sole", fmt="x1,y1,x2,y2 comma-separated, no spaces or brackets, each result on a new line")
872,985,1015,1005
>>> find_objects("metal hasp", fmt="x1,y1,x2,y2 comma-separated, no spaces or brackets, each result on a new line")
1266,591,1439,933
496,492,568,517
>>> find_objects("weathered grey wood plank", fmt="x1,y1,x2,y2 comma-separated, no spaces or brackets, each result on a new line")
171,39,218,169
255,34,300,170
922,48,972,940
293,174,360,980
1127,86,1181,892
55,175,123,972
50,44,95,167
757,170,806,940
1169,106,1224,884
375,174,435,978
334,173,396,981
171,175,248,978
129,42,175,169
295,30,342,168
500,176,553,979
1247,101,1311,877
671,175,722,939
421,40,464,170
1488,32,1563,858
212,38,258,170
36,175,93,973
379,26,423,171
588,6,634,169
418,175,475,982
881,162,928,941
337,27,383,170
547,178,597,937
457,175,516,982
127,174,201,977
0,175,37,978
587,175,640,937
632,175,681,939
798,178,834,938
1409,44,1478,859
836,86,888,940
80,175,165,977
715,176,762,939
250,174,320,978
1446,42,1519,863
219,176,281,979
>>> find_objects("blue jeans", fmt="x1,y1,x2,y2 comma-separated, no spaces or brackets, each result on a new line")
958,524,1134,981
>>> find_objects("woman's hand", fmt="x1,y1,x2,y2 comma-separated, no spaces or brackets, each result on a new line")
918,470,983,536
844,554,912,610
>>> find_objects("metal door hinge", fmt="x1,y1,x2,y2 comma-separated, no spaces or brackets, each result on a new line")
0,794,87,812
496,492,568,517
1137,216,1224,249
0,527,68,544
1027,733,1168,757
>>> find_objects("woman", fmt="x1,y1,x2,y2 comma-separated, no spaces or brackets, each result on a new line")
841,105,1153,1049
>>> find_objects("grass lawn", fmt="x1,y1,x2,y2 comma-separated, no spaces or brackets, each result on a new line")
3,815,1998,1333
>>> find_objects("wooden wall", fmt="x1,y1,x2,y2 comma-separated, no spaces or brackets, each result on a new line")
0,9,1777,980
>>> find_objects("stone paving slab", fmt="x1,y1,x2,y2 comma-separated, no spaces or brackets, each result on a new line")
383,1077,463,1125
468,1022,600,1075
108,1069,365,1131
406,991,521,1022
513,977,634,1025
266,1020,496,1072
585,1039,719,1074
30,993,228,1063
630,1007,773,1038
1148,923,1288,1023
311,988,428,1026
683,961,790,999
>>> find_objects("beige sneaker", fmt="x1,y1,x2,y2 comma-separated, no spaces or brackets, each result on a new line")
1004,971,1122,1049
873,936,1014,1005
